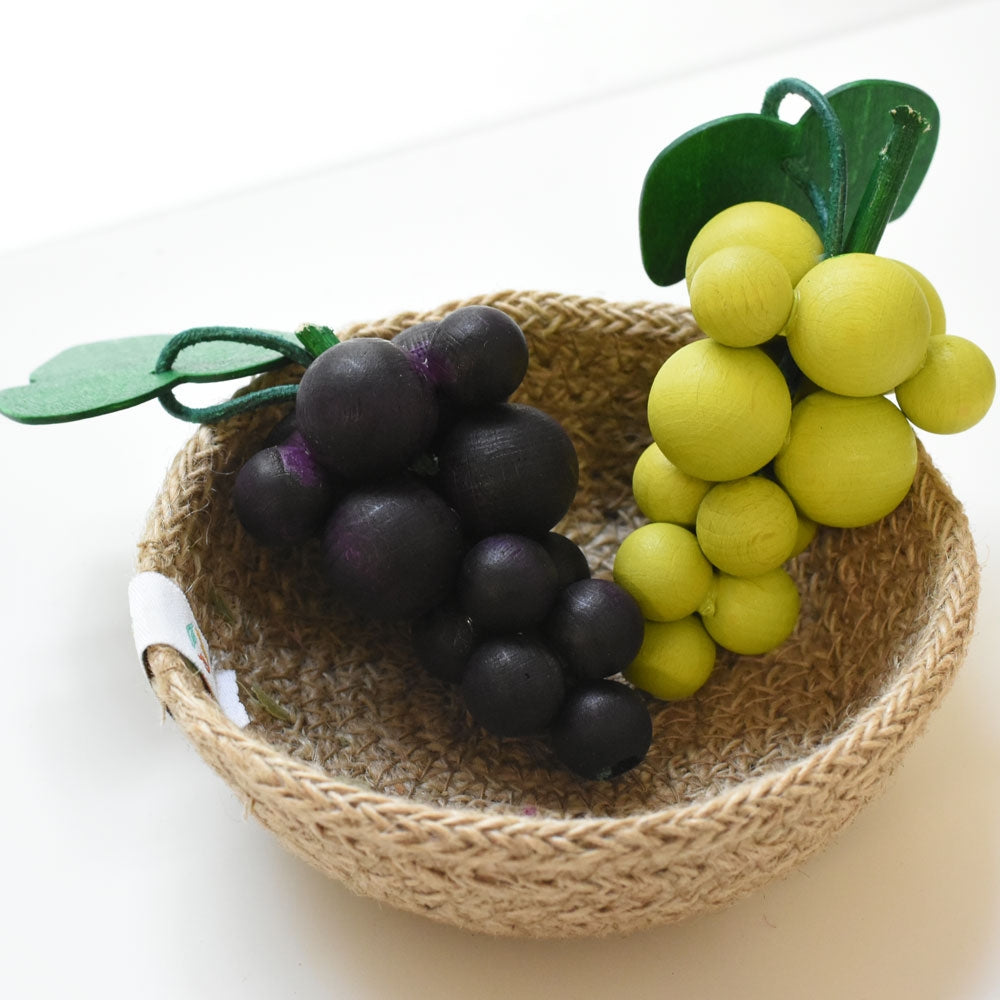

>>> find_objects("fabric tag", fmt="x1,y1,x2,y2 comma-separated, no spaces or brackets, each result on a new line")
128,571,250,728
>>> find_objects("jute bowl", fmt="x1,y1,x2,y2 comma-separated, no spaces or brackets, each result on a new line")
137,290,980,938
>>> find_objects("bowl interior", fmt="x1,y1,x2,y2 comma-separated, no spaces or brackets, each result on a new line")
141,295,950,820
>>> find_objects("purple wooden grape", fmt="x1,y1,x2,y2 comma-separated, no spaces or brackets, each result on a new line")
323,477,463,620
459,533,559,633
460,636,566,737
548,681,652,780
393,307,528,407
233,434,339,546
545,579,644,680
411,602,478,684
429,306,529,406
436,403,579,538
539,532,591,590
391,321,440,382
262,408,298,447
296,337,438,480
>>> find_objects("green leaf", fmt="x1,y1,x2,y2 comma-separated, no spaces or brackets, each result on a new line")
639,78,939,286
0,331,302,424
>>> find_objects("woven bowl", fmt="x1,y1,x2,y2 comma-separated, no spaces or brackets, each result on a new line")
137,290,980,938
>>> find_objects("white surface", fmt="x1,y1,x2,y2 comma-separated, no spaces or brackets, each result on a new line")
0,0,967,253
2,2,998,998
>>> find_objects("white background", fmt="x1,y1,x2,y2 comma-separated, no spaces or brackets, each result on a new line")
1,2,998,997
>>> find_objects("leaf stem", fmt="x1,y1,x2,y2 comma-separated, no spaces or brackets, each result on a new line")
843,105,930,254
154,326,314,373
157,381,300,424
777,156,829,239
154,326,312,423
761,78,848,255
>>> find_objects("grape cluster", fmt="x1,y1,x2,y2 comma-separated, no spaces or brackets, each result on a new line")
232,305,653,780
617,200,995,702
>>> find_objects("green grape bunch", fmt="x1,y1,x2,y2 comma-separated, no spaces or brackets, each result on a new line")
615,189,994,703
615,78,997,703
685,201,995,530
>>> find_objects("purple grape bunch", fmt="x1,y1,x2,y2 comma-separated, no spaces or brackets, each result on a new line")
232,305,652,780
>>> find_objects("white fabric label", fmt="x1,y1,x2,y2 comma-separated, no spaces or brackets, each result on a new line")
128,571,250,728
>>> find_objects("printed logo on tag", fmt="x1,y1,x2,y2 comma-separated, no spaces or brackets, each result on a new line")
186,622,211,674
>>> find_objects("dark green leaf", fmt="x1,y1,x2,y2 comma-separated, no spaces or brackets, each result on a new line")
638,78,939,286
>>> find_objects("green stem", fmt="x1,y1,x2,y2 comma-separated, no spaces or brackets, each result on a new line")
296,323,339,357
778,155,829,239
158,381,300,424
154,326,314,373
154,326,313,423
761,78,848,255
843,105,930,254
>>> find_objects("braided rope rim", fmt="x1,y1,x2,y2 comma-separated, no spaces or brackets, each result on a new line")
138,290,980,937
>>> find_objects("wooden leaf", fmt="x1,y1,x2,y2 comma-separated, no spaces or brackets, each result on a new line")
0,333,299,424
639,79,939,286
